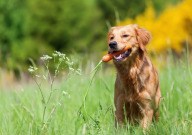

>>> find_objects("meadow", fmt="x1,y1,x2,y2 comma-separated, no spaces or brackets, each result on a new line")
0,50,192,135
1,0,192,134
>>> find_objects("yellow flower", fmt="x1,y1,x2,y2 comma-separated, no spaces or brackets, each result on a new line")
118,0,192,54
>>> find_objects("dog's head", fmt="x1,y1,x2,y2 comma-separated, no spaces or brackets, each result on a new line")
108,24,151,62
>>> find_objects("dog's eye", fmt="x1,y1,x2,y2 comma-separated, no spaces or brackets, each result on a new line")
110,37,114,40
123,35,129,37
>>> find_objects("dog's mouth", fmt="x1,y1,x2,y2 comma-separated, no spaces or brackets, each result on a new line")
113,48,132,61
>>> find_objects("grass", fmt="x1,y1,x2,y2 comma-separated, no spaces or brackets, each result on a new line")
1,54,192,135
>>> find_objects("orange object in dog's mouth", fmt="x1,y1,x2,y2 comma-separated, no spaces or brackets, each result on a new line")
114,48,132,61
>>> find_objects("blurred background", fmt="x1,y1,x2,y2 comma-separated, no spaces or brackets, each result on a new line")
0,0,192,87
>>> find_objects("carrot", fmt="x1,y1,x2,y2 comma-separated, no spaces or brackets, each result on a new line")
102,45,131,62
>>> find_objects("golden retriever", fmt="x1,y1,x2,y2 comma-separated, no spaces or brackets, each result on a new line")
107,24,161,129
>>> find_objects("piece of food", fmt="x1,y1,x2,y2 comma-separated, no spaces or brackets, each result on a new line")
102,45,131,62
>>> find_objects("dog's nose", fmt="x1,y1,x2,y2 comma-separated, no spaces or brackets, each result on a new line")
109,41,117,49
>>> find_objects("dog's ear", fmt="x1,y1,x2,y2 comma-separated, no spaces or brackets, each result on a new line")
134,25,151,52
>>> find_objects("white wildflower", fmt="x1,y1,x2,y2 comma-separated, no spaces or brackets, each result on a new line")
52,53,58,57
66,57,70,61
35,75,41,77
69,67,74,72
75,68,81,75
54,51,66,58
28,68,34,73
28,65,38,73
75,71,81,75
40,55,52,60
60,54,66,59
58,52,61,55
65,61,73,66
59,53,65,57
40,57,45,60
68,95,71,99
77,69,81,72
43,75,46,79
54,51,61,56
59,58,64,62
63,91,68,95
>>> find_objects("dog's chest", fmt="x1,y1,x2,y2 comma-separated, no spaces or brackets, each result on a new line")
121,66,145,94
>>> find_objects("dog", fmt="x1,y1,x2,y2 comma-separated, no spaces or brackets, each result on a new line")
107,24,161,129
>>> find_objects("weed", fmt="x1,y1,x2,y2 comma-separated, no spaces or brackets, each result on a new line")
28,51,81,130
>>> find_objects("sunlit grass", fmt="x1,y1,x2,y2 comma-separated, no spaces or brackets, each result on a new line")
1,53,192,134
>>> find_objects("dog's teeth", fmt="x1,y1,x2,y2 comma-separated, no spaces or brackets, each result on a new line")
114,54,122,59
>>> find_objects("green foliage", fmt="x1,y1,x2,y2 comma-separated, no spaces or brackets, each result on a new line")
97,0,146,24
0,0,107,70
97,0,182,25
0,0,183,70
152,0,182,16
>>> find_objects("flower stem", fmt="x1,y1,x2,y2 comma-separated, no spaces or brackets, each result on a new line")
32,76,45,104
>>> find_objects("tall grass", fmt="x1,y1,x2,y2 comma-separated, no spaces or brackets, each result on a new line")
1,51,192,134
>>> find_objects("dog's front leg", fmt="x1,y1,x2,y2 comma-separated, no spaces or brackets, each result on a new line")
115,94,126,128
140,108,153,130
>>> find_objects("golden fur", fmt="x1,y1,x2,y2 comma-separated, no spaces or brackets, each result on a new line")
108,24,161,129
